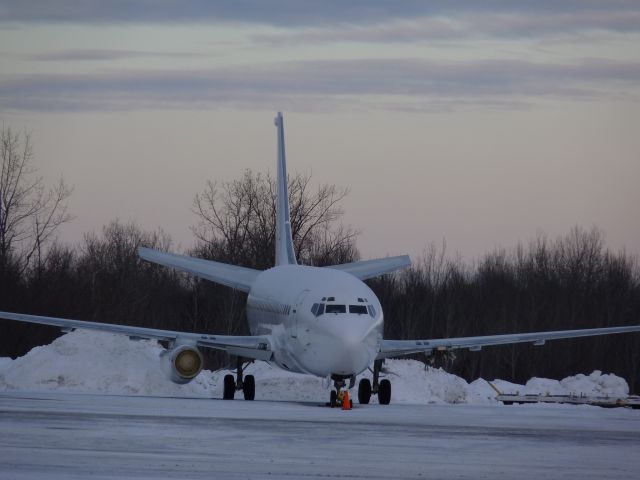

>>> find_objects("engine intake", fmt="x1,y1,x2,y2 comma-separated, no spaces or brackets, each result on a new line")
161,345,204,384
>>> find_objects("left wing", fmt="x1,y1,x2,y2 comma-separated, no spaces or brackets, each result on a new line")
0,311,273,361
378,325,640,359
139,247,260,292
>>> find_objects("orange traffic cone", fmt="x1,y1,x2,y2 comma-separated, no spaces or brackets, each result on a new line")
342,390,352,410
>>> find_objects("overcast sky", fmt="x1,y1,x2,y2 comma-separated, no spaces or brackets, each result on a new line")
1,1,639,261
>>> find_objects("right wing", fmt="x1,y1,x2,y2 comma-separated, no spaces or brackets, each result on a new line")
378,325,640,359
139,247,261,292
0,311,273,361
327,255,411,280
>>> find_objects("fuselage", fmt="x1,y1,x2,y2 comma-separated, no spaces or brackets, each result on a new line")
246,265,383,378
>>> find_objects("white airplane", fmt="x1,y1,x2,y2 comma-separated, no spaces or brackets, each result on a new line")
1,112,639,406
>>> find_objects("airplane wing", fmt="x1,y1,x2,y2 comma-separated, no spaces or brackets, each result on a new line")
327,255,411,280
138,247,260,292
0,311,273,361
378,325,640,359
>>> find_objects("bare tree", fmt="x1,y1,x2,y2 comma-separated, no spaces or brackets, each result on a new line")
191,169,359,268
0,125,73,272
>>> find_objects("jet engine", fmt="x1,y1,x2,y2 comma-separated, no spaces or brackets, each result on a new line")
161,344,204,384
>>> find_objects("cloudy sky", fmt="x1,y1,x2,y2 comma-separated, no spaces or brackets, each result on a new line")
1,1,639,260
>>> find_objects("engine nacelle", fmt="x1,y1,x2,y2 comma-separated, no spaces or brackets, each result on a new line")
161,344,204,384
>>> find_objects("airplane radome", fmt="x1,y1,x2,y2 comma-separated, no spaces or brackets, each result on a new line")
1,113,639,407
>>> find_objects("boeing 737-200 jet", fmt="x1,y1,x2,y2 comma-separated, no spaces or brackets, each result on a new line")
1,113,639,406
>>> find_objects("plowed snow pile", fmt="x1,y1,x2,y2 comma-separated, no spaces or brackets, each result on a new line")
0,330,630,404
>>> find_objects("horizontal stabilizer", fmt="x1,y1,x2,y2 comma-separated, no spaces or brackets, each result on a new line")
0,311,273,361
378,325,640,359
327,255,411,280
138,247,260,292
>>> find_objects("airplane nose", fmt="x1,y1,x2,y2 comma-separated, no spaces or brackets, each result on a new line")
323,314,375,343
340,323,370,346
320,315,379,375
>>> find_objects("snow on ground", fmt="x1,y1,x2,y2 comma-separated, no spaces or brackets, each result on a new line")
2,390,639,479
0,330,630,403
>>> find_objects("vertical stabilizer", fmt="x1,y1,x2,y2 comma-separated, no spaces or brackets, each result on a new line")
274,112,297,266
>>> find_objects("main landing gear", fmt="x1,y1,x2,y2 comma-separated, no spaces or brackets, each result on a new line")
357,359,391,405
223,357,255,401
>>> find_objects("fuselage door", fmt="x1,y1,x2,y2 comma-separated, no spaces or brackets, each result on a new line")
291,289,310,339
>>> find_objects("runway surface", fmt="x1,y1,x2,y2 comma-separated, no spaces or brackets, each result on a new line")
0,390,638,479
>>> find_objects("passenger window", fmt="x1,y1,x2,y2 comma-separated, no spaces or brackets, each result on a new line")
367,305,376,318
349,305,368,315
325,304,346,314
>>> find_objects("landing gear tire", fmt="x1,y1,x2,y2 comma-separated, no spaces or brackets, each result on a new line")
378,379,391,405
358,378,372,404
223,374,236,400
329,390,337,408
243,374,255,401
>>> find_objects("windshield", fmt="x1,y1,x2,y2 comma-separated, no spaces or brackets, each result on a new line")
311,303,373,316
349,305,368,314
325,304,346,314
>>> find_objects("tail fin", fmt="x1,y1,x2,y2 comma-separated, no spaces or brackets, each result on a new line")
274,112,297,266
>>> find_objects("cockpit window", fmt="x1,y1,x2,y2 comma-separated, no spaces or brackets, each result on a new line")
325,304,346,314
349,305,368,315
367,305,376,318
311,303,325,317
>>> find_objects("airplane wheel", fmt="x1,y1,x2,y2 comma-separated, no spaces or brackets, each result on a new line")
329,390,337,408
243,375,255,401
223,374,235,400
358,378,372,404
378,379,391,405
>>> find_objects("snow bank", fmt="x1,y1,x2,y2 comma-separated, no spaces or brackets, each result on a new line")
523,371,629,397
0,330,216,397
361,359,474,404
0,357,11,371
0,331,630,404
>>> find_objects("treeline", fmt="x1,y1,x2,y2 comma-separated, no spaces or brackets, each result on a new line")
372,228,640,390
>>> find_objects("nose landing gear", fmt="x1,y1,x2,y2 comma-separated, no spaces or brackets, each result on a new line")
328,376,354,408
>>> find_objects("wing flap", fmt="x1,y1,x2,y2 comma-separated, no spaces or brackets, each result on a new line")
0,310,272,361
139,247,260,292
327,255,411,280
378,325,640,359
